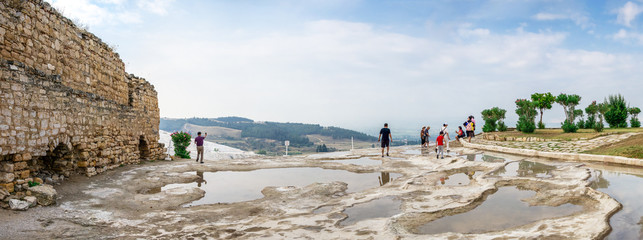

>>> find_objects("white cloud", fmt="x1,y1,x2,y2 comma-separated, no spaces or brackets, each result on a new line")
612,28,643,44
533,12,592,29
115,19,643,134
616,1,643,27
44,0,171,26
137,0,174,15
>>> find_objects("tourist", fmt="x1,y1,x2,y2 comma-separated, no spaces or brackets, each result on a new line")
465,116,475,143
378,123,392,157
424,126,431,148
436,131,445,159
440,123,450,153
420,126,426,147
455,126,465,141
195,132,207,163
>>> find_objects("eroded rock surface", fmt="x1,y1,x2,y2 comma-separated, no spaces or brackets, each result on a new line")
0,146,622,239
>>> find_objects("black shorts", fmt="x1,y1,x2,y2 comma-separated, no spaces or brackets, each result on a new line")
457,134,466,139
466,131,475,137
381,140,390,148
421,137,425,144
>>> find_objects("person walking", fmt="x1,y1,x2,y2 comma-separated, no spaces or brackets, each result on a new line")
440,123,450,153
195,132,207,163
424,126,431,149
378,123,392,157
436,131,445,159
420,126,426,147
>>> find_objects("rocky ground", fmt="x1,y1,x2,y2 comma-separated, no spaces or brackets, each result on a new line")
0,146,621,239
476,132,640,153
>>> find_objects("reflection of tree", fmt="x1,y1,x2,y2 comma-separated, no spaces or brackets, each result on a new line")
379,172,391,186
587,170,610,189
516,161,556,177
481,155,504,163
494,166,508,176
639,216,643,237
466,154,476,161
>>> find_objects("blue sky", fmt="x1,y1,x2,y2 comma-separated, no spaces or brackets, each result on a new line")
45,0,643,136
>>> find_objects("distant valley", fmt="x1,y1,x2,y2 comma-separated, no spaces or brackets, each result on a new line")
160,117,378,155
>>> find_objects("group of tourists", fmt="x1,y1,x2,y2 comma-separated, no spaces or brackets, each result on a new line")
377,115,476,159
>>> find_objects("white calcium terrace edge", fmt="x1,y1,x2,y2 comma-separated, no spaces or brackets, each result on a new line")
460,139,643,167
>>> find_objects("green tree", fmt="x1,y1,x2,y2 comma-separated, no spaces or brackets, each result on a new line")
556,93,581,133
595,103,609,132
531,92,556,129
481,107,507,132
515,99,537,133
585,101,599,129
629,107,641,128
604,94,629,128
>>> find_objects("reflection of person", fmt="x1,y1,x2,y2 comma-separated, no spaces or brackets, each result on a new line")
378,172,391,186
195,132,207,163
436,131,445,159
378,123,392,157
466,171,476,179
196,171,207,187
439,176,448,185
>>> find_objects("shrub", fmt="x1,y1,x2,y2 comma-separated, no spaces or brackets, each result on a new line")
576,119,586,129
562,120,578,133
604,94,628,128
481,107,506,132
537,122,546,129
497,121,508,132
170,131,192,159
629,107,641,128
631,118,641,128
594,121,604,132
585,115,596,129
517,116,536,133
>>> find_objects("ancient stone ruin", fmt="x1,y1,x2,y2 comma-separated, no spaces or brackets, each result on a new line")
0,0,165,207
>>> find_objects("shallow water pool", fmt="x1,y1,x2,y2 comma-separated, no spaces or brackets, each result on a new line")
161,168,401,206
339,196,402,226
491,160,556,178
416,186,583,234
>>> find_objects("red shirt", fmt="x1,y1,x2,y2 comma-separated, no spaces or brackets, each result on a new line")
436,135,444,146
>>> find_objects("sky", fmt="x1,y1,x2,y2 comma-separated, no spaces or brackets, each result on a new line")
44,0,643,136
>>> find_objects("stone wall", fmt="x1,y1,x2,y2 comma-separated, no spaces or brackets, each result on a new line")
0,0,165,203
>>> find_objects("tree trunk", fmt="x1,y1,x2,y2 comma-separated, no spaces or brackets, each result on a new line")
539,109,544,125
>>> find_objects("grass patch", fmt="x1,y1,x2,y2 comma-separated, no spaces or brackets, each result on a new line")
488,128,643,141
584,134,643,159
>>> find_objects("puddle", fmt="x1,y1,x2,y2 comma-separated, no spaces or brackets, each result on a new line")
160,168,401,206
437,171,483,186
322,157,381,166
417,186,583,234
587,167,643,239
491,161,556,178
462,154,506,163
339,196,402,226
313,206,335,214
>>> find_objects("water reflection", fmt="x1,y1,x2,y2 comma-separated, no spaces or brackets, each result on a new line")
339,196,402,226
463,154,506,163
417,186,583,234
160,168,402,206
585,165,643,239
492,161,556,178
321,157,381,166
438,171,482,186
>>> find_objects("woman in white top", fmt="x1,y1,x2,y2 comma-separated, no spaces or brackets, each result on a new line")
439,123,450,152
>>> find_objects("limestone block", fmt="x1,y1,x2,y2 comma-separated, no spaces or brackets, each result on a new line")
1,162,14,172
77,161,88,168
14,161,27,170
29,184,57,206
1,183,14,193
0,172,14,183
20,170,30,179
24,196,37,207
9,199,29,211
22,153,31,161
13,154,22,162
34,177,43,184
0,188,8,201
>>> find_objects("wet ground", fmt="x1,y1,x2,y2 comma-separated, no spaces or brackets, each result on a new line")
0,145,634,239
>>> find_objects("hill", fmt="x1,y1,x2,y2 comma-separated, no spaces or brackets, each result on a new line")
160,117,377,154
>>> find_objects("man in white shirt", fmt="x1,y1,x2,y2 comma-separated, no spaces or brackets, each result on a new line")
440,123,450,152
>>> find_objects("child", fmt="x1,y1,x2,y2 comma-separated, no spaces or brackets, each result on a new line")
436,131,445,159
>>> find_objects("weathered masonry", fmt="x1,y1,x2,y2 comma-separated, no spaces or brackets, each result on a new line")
0,0,165,200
